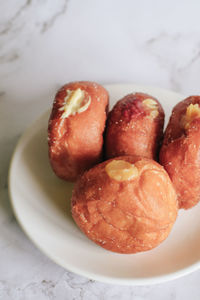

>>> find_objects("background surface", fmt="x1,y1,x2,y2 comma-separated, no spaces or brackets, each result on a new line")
0,0,200,299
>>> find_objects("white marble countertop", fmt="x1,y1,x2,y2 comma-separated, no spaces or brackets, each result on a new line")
1,0,200,299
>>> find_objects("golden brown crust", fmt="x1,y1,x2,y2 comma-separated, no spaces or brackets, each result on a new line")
71,156,177,254
48,81,109,181
105,93,164,160
159,95,200,209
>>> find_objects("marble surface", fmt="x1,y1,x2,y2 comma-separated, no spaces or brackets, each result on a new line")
1,0,200,299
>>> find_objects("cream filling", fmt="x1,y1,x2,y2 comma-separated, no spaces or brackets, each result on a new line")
105,160,139,182
142,98,159,118
181,103,200,129
60,88,91,118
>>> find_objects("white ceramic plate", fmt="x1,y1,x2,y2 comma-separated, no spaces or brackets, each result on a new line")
9,84,200,285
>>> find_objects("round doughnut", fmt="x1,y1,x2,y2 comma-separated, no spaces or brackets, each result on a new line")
71,156,177,254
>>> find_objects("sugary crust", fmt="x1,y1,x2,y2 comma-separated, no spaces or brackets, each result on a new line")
48,81,109,181
105,93,165,160
71,156,177,254
160,96,200,209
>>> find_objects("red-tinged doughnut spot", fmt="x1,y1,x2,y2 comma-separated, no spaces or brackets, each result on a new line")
121,98,146,121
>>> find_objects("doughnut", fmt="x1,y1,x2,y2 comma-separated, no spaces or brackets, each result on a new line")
48,81,109,181
105,93,164,160
71,156,177,253
160,96,200,209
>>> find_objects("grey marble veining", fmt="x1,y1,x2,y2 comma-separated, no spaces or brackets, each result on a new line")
0,0,200,299
0,0,68,77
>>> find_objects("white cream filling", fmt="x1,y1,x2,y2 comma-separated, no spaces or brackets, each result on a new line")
60,88,91,119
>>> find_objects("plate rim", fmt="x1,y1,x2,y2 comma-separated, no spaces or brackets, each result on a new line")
8,83,200,286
